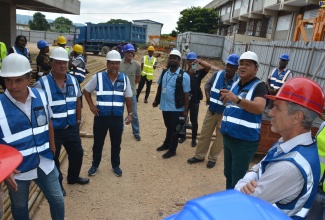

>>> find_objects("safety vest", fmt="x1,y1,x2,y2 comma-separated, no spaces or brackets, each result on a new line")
39,74,78,129
209,70,238,114
12,46,30,60
0,88,53,173
0,42,7,69
142,55,156,80
316,126,325,192
269,68,291,90
260,141,319,219
221,79,262,141
69,55,86,84
96,71,127,117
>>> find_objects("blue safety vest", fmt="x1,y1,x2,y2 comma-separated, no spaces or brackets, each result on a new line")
69,55,86,84
269,68,291,90
39,73,78,129
96,71,127,117
209,70,237,114
261,141,319,219
0,88,53,172
12,46,30,59
221,79,262,141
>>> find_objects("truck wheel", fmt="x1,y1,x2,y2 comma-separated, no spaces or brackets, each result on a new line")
101,46,110,57
93,51,99,55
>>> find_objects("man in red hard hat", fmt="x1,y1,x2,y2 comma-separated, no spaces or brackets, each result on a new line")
235,77,324,219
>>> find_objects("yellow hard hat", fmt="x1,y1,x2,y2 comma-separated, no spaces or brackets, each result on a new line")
57,36,67,44
73,44,83,53
148,46,155,51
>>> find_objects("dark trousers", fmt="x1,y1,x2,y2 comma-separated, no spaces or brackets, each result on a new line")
136,75,152,100
188,103,199,140
92,116,123,168
223,134,259,189
54,125,84,183
162,111,183,153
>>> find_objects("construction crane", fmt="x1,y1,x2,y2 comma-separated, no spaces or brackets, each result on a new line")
293,8,325,42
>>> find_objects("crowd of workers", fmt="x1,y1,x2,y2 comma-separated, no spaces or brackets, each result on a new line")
0,35,325,220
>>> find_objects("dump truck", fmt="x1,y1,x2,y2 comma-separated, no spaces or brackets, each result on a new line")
74,22,147,56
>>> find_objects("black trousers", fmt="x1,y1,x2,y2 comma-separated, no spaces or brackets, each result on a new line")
162,111,183,153
136,75,152,100
188,103,199,139
54,125,84,183
92,116,123,168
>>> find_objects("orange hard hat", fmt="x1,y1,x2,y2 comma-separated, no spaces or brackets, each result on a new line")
0,144,23,182
265,77,325,116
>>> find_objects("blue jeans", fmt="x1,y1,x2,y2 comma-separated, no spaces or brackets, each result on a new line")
131,95,140,136
6,166,64,220
308,191,325,220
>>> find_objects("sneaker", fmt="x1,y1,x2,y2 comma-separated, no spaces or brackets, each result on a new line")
156,145,169,151
144,99,148,103
134,134,141,141
178,137,186,143
112,167,123,177
88,166,98,176
191,139,197,147
162,151,176,159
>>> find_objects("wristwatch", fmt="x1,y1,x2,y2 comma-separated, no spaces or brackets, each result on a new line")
128,112,133,116
236,96,242,104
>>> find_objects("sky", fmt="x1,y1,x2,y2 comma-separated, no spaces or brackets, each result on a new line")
17,0,212,34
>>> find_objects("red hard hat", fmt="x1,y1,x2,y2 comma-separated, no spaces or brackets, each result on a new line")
265,77,325,116
0,144,23,182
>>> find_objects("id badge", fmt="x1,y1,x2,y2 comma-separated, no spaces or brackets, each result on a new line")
33,106,47,127
162,87,166,94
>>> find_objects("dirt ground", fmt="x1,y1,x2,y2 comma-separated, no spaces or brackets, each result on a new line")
24,44,259,220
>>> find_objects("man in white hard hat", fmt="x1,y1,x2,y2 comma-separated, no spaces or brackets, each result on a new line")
35,47,90,197
152,49,190,159
84,50,133,177
219,51,268,189
0,53,64,219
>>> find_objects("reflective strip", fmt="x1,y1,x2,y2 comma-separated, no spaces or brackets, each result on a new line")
74,72,86,78
222,116,261,129
98,72,104,91
19,142,50,157
68,109,76,115
53,113,67,118
42,76,55,106
3,124,48,143
294,208,309,218
210,70,223,93
96,101,124,107
210,97,223,105
76,67,85,72
0,101,12,137
97,91,124,96
37,89,49,118
66,97,77,102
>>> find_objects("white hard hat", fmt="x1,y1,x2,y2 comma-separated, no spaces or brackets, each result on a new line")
50,47,69,61
185,43,189,46
0,54,32,77
106,50,121,61
169,49,182,58
239,51,259,66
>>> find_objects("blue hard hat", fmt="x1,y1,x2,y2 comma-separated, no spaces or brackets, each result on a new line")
124,43,135,52
226,54,240,66
279,54,290,61
164,190,290,220
187,52,197,60
37,40,49,49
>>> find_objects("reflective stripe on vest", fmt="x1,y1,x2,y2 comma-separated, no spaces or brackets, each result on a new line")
39,74,78,129
96,71,126,117
12,46,29,58
261,141,319,218
142,55,156,80
69,55,86,84
317,126,325,192
221,79,262,141
269,68,291,90
0,88,52,172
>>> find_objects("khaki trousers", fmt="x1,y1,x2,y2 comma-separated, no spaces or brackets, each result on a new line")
194,109,223,162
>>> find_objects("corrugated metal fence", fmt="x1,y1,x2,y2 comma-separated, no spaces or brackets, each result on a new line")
16,29,73,46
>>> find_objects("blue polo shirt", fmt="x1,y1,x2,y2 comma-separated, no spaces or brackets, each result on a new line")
158,67,191,112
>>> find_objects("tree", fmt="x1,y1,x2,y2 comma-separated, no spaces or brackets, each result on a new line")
101,19,131,24
53,17,73,33
176,7,219,34
170,30,178,37
29,12,50,31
